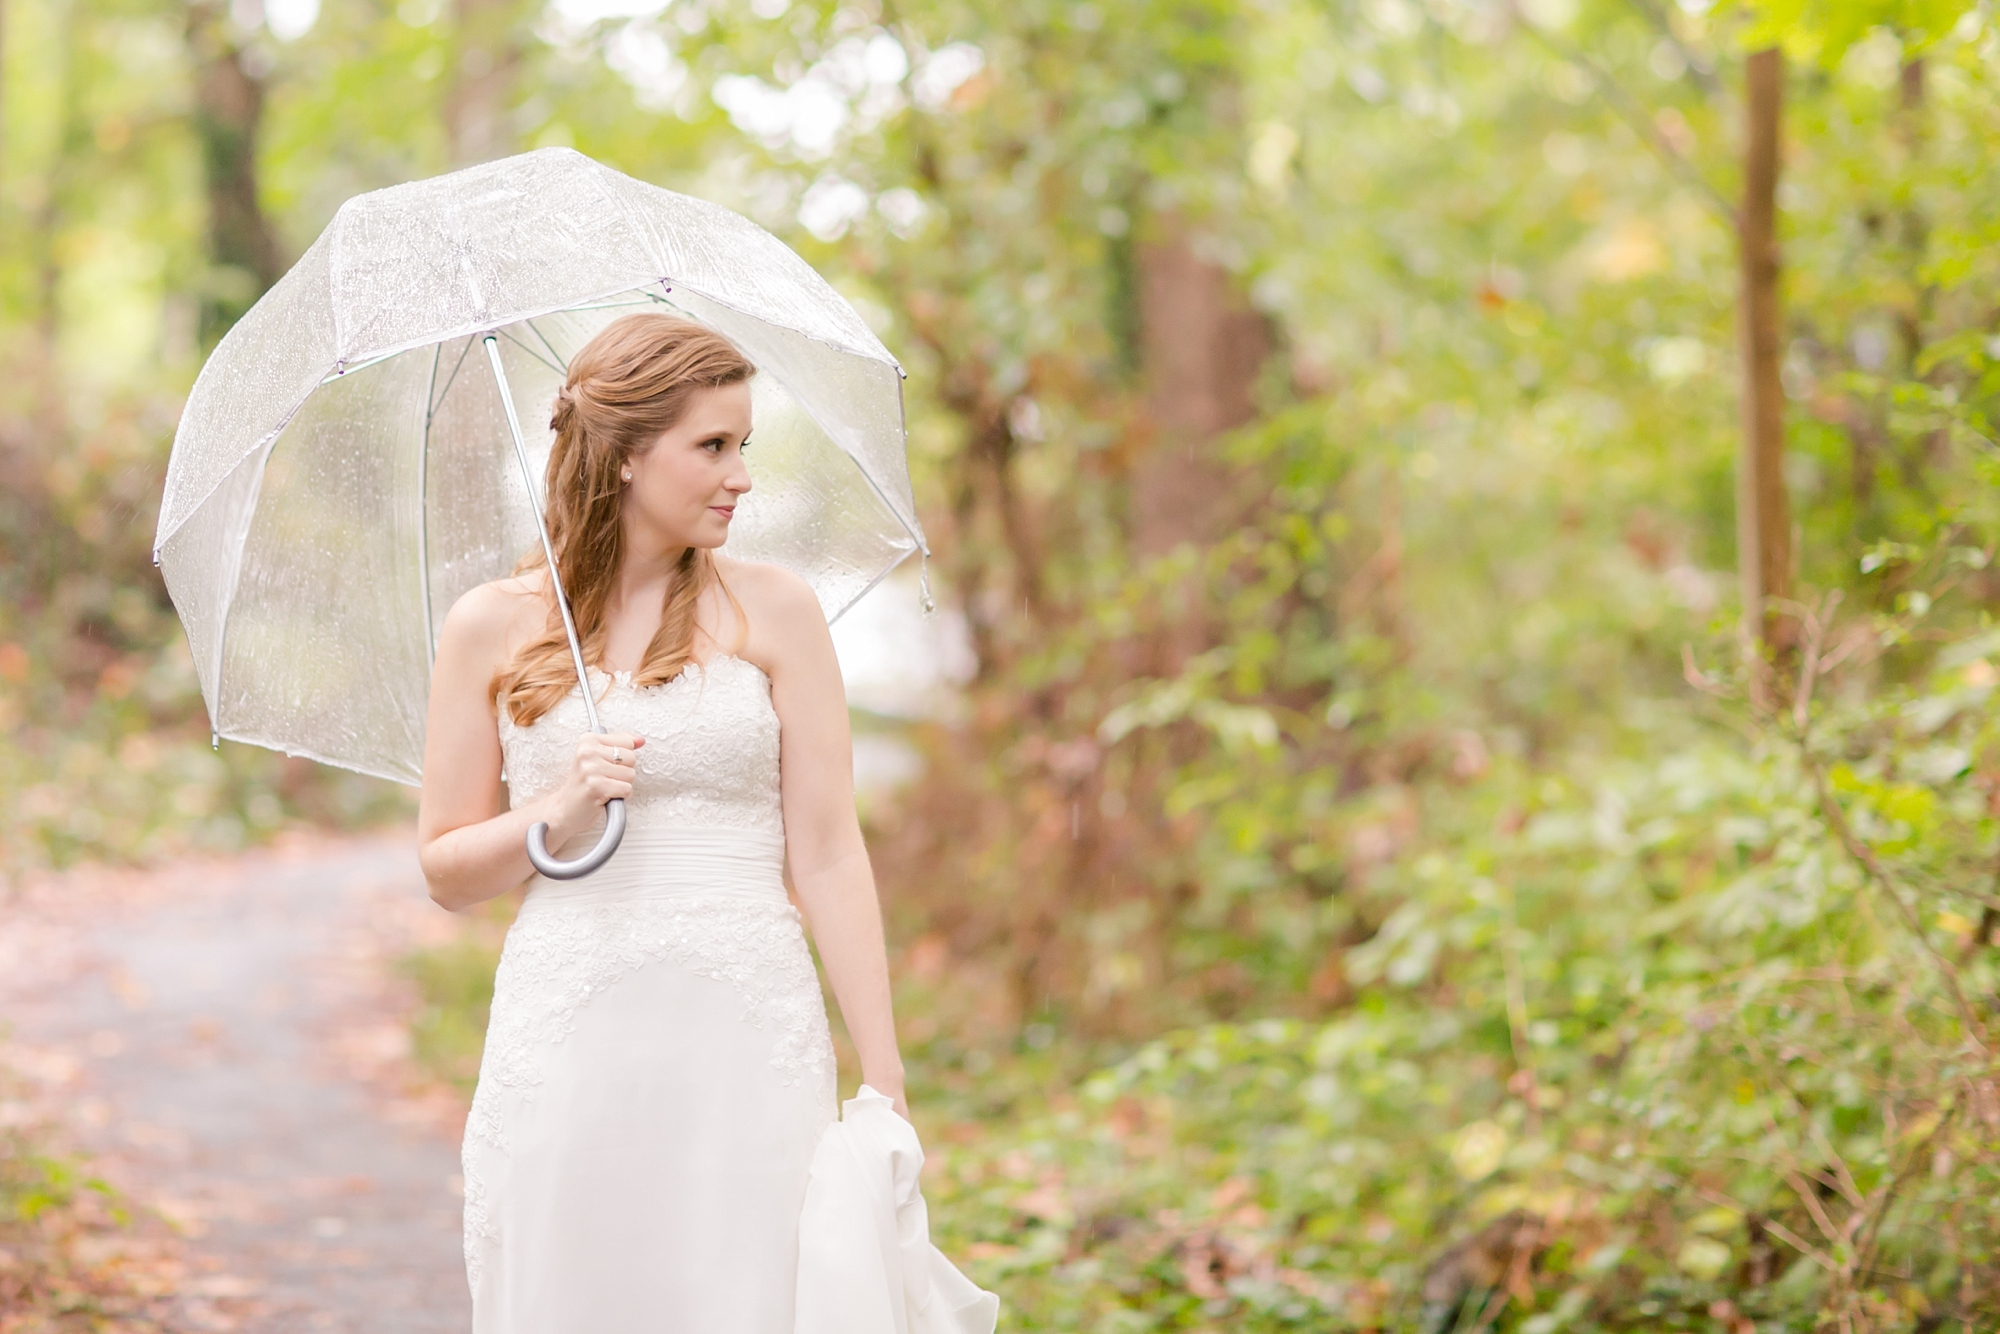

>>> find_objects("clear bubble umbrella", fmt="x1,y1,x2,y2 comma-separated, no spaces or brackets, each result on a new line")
154,147,924,878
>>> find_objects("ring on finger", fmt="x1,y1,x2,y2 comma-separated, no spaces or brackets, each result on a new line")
611,746,622,764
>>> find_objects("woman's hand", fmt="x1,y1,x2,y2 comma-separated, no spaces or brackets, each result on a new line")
540,731,645,845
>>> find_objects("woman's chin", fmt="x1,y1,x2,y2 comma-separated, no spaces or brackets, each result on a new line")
630,507,734,551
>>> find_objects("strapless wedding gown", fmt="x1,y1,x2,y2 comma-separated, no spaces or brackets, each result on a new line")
464,655,840,1333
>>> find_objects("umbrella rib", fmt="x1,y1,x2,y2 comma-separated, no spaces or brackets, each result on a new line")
650,288,695,318
524,317,569,373
496,326,564,378
418,342,439,670
825,543,921,627
429,336,477,424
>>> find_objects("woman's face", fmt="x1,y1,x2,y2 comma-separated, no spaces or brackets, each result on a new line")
620,380,754,552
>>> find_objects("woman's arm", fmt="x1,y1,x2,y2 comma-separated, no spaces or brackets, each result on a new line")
417,583,643,912
745,566,907,1114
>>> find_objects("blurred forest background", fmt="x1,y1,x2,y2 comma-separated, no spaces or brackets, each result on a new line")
7,0,2000,1327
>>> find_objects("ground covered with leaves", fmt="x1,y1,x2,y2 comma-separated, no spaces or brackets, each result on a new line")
0,1057,185,1332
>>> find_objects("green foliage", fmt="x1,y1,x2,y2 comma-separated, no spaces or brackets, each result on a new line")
402,919,507,1096
1739,0,1977,65
1,1140,94,1227
910,604,2000,1329
0,1094,148,1326
11,0,2000,1325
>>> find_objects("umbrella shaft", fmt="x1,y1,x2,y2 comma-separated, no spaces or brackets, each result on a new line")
483,334,604,735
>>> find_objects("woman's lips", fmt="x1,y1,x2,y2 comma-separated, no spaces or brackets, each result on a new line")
710,506,735,519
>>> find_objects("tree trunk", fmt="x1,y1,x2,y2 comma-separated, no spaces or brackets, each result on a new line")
1736,47,1789,652
1132,218,1269,556
1896,57,1927,367
446,0,523,165
186,1,283,345
1899,55,1924,116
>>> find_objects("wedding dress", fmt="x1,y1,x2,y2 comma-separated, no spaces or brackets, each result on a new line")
461,653,997,1333
464,654,842,1332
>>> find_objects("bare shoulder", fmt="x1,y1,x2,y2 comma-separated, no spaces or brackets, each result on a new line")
718,558,832,677
719,557,823,629
438,575,547,667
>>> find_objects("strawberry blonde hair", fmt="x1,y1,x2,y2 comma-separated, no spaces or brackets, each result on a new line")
492,313,756,726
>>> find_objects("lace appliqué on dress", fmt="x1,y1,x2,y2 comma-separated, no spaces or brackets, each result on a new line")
497,655,784,835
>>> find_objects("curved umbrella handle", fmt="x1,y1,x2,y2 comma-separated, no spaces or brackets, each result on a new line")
526,798,627,880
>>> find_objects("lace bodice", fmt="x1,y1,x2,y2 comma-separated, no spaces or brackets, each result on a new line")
498,654,783,837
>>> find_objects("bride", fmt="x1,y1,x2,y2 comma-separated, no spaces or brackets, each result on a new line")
415,313,919,1331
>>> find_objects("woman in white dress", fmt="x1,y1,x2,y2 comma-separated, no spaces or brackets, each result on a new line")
415,313,908,1332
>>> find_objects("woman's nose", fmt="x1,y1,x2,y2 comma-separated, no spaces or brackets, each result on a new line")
726,455,752,494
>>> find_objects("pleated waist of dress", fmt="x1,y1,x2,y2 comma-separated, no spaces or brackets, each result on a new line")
520,825,788,911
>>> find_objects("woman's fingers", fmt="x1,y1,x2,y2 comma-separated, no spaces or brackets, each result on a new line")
576,733,645,771
575,731,643,750
602,735,641,776
588,775,634,802
553,732,645,821
576,733,644,804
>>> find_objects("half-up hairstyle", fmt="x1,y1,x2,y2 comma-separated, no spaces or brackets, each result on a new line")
492,313,757,727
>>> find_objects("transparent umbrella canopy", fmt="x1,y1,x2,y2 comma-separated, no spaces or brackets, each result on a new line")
155,148,924,874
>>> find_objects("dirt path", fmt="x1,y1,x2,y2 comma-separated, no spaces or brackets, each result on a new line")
1,833,472,1332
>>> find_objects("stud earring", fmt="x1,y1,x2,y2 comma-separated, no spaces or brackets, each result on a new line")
622,470,631,482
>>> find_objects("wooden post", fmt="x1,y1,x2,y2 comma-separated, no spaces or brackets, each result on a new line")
1737,47,1790,653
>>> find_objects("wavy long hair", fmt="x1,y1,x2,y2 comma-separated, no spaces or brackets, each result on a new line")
492,313,756,727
